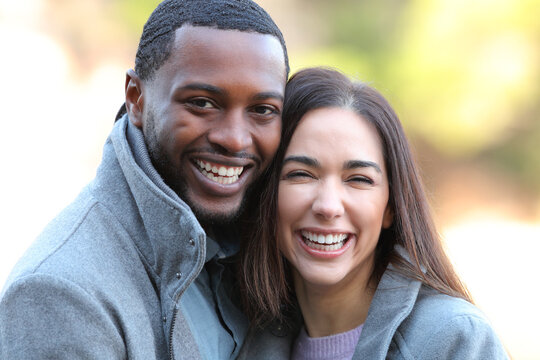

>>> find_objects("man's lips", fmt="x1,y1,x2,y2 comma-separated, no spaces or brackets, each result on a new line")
194,159,245,185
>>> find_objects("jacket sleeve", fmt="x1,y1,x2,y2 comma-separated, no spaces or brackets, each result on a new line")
417,314,510,359
0,273,126,360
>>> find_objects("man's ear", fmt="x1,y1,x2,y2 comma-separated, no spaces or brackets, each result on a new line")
382,204,394,229
125,69,144,128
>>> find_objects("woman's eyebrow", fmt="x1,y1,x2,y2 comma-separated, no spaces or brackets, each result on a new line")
283,156,381,173
283,155,320,168
344,160,382,173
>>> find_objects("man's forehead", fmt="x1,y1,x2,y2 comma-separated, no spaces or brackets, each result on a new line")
146,24,286,95
172,24,281,50
162,25,286,79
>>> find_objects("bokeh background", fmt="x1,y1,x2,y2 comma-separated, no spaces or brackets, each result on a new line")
1,0,538,358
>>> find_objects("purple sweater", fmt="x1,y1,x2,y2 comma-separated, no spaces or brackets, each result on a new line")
291,323,364,360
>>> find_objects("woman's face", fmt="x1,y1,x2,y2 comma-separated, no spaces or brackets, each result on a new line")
277,107,393,290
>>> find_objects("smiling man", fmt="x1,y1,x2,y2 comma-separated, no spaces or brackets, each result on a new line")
129,25,285,226
0,1,288,359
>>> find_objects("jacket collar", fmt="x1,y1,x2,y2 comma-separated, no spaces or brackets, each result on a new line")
238,247,422,359
104,116,207,305
353,249,422,359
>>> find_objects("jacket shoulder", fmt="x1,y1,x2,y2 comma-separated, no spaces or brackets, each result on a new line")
393,288,509,359
2,188,138,294
0,191,162,359
3,190,97,283
0,272,126,359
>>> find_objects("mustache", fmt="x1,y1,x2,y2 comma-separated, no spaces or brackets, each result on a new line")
184,147,260,163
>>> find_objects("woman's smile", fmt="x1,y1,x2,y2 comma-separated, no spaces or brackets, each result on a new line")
300,230,350,251
277,107,392,290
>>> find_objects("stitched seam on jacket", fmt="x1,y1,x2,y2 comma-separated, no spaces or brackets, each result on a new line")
4,272,126,350
417,313,490,358
33,198,99,274
94,198,161,285
393,330,415,360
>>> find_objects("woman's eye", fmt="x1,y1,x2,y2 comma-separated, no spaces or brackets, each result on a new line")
282,170,314,180
347,176,374,185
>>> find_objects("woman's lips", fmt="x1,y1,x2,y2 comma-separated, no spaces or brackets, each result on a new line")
297,229,354,259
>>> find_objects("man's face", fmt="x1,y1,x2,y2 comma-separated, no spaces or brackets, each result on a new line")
129,25,286,224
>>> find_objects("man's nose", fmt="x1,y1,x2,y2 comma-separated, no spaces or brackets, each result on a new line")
207,109,253,154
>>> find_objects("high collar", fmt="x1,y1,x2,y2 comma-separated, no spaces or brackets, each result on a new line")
352,250,422,359
124,117,242,263
101,115,207,305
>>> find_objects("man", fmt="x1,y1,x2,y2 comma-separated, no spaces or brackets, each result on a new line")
0,0,288,359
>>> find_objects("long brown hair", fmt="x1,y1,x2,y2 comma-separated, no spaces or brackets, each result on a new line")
240,67,471,326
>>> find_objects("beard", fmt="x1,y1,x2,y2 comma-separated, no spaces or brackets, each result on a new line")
142,111,249,226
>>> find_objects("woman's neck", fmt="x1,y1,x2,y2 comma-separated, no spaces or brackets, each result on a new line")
293,270,376,338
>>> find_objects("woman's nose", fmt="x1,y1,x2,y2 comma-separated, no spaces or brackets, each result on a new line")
312,181,345,220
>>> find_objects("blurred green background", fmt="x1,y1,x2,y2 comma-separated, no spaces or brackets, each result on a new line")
287,0,540,196
1,0,538,358
23,0,539,214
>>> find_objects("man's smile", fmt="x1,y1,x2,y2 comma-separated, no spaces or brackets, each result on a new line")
194,159,244,185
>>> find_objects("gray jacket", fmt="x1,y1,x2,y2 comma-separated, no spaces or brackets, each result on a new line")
240,264,509,359
0,117,219,359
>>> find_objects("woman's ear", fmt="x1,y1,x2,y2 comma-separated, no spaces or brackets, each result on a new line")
382,204,393,229
125,69,144,128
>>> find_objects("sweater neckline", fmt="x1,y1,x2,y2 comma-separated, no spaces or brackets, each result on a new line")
292,323,364,360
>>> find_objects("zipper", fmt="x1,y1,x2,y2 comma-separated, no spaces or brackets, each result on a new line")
168,234,206,360
168,307,179,360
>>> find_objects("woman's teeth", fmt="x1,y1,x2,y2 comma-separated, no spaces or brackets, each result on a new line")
301,231,348,251
195,159,244,185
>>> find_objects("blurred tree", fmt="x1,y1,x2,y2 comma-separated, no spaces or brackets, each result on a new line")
40,0,160,75
109,0,162,35
38,0,540,193
290,0,540,193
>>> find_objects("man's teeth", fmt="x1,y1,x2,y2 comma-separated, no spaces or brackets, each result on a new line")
195,159,244,184
301,231,348,251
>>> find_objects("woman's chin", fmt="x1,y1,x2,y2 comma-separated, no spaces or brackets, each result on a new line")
293,267,349,290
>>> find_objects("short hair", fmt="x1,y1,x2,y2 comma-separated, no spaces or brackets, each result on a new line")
240,67,471,325
136,0,289,81
115,0,289,121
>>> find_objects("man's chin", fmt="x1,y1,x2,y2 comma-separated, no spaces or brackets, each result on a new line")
169,178,249,227
184,193,246,227
190,205,243,227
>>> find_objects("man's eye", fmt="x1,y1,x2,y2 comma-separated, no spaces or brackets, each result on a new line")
188,99,214,109
253,105,277,116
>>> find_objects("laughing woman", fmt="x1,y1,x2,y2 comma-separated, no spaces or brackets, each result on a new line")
238,68,508,359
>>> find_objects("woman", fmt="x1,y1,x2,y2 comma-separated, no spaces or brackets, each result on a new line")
238,67,508,359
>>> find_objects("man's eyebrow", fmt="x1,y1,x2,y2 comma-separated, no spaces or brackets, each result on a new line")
174,85,283,102
175,83,225,95
283,155,320,167
344,160,382,173
253,91,284,102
